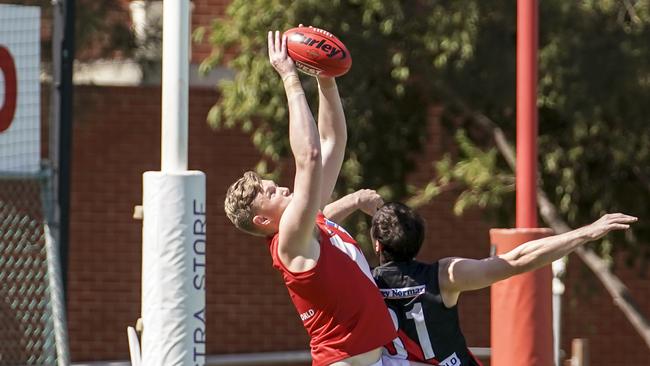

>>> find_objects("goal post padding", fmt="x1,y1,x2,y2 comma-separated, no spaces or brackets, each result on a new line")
142,171,206,366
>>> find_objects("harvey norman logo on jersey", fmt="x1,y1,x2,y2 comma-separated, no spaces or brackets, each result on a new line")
380,285,426,299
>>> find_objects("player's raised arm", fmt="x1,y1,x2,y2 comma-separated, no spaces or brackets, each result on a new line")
316,74,346,209
268,31,322,264
284,25,350,208
322,189,383,223
438,213,638,307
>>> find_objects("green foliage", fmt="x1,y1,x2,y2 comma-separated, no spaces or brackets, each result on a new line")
538,1,650,264
431,0,650,264
438,131,514,216
202,0,650,265
200,0,443,241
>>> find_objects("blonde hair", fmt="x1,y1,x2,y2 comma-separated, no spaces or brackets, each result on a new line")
224,171,265,236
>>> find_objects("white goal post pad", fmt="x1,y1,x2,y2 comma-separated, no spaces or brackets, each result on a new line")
142,171,206,366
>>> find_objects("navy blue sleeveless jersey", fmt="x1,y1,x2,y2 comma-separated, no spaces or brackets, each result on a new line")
372,261,482,366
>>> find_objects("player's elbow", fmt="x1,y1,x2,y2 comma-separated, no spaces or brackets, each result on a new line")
295,147,321,168
510,255,537,275
321,132,347,149
500,252,533,276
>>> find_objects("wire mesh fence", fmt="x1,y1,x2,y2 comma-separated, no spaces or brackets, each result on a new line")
0,175,57,365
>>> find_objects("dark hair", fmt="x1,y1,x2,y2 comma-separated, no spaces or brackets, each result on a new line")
371,202,425,262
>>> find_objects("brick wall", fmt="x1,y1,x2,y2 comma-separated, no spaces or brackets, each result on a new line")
562,257,649,365
66,85,310,361
28,0,231,62
65,86,648,365
190,0,231,63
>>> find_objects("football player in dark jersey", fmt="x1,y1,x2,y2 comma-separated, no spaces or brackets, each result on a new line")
368,202,636,366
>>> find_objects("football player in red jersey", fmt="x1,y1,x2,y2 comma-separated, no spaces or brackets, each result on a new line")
224,31,398,366
369,202,636,366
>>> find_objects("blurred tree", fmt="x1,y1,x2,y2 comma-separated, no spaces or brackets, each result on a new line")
198,0,442,246
200,0,650,267
420,0,650,268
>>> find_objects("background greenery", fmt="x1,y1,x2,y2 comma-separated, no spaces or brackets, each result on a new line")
199,0,650,267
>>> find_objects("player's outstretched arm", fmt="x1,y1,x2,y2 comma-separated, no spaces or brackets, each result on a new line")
316,74,346,209
438,213,638,307
291,25,347,209
322,189,383,223
268,30,322,266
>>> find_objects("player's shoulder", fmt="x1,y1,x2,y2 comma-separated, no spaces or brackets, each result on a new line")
372,261,399,286
436,256,460,276
373,260,438,280
374,260,443,299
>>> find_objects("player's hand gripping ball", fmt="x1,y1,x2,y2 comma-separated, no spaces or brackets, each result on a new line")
284,26,352,77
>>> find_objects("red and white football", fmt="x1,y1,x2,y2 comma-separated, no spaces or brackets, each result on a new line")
285,26,352,77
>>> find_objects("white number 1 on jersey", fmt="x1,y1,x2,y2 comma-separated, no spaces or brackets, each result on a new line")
405,302,435,359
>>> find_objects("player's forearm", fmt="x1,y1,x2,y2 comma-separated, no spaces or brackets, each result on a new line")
316,77,347,207
284,74,321,165
323,192,359,223
503,226,592,273
316,77,347,144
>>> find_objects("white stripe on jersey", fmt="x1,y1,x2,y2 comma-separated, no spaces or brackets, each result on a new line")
328,234,376,284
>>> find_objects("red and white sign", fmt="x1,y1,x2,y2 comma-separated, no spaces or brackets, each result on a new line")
0,5,40,173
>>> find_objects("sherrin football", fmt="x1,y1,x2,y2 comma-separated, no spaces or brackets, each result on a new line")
285,26,352,78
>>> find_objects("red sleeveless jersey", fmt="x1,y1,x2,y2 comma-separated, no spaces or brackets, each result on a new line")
268,213,396,366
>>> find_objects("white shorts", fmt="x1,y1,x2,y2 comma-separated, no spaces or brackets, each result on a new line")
380,354,411,366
